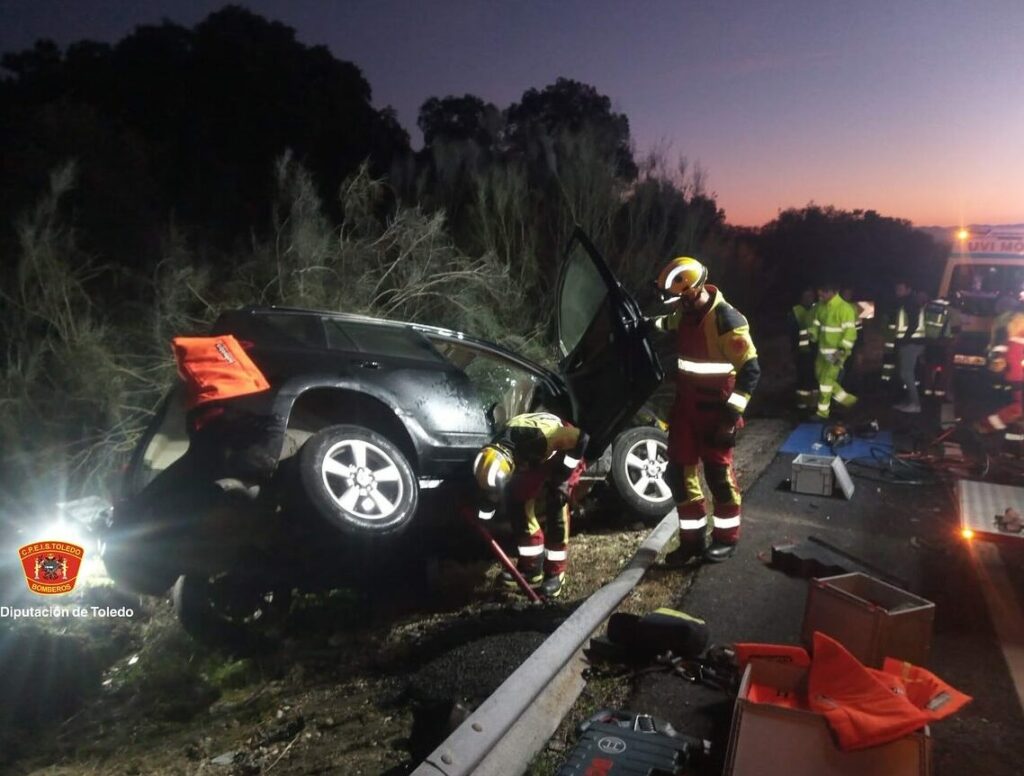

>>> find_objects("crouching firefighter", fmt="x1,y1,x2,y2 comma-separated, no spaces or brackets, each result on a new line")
651,257,761,564
472,413,588,599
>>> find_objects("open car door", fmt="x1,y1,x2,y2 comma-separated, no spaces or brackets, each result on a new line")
556,227,664,457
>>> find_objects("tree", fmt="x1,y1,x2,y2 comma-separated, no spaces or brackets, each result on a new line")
0,5,411,256
506,77,637,181
418,94,502,149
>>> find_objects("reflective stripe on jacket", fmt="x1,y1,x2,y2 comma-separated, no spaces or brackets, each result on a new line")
662,286,759,412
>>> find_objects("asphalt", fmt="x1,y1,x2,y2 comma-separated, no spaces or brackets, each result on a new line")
626,426,1024,776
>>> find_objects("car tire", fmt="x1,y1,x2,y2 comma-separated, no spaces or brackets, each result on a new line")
298,424,418,537
172,573,291,650
610,425,673,520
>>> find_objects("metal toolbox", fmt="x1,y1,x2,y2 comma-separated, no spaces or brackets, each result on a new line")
791,453,854,499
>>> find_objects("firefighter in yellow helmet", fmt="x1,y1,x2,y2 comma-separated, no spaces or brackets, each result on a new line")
473,412,587,599
651,257,760,563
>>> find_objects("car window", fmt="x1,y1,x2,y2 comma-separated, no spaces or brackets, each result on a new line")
322,319,359,350
255,313,321,346
328,320,444,363
559,242,610,356
428,338,540,427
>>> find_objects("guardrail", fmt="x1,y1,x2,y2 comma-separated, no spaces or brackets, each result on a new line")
411,510,678,776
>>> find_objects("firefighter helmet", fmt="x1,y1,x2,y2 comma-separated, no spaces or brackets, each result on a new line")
473,443,515,499
656,257,707,303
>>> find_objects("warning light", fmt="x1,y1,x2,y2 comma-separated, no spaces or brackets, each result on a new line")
956,228,969,241
961,528,975,540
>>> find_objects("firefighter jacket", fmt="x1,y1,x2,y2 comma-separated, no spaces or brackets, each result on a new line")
808,294,857,362
494,412,585,474
658,286,760,415
790,304,815,353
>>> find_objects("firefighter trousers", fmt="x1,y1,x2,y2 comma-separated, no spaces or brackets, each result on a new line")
508,469,569,578
667,398,742,547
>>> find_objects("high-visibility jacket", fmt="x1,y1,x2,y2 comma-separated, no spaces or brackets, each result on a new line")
790,303,815,353
808,294,857,359
896,300,926,342
808,632,970,751
739,633,972,751
658,286,760,415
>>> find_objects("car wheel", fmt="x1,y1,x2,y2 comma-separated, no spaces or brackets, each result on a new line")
172,573,291,650
298,424,418,537
610,425,673,520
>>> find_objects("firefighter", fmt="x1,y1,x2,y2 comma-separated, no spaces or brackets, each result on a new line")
790,288,817,411
651,257,760,563
472,412,587,599
921,297,953,402
974,312,1024,437
840,286,865,394
809,281,858,419
891,280,927,413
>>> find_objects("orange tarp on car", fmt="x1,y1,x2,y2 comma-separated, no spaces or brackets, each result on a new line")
172,335,270,409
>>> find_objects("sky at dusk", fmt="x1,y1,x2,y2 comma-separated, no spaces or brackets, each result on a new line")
2,0,1021,228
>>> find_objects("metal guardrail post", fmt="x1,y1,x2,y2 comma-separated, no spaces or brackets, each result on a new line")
411,510,678,776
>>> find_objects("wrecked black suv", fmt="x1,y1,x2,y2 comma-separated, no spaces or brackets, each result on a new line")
103,229,667,637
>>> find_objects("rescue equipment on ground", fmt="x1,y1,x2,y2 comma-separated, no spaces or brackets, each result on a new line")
556,710,709,776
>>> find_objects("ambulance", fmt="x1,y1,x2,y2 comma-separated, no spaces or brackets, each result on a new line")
938,225,1024,408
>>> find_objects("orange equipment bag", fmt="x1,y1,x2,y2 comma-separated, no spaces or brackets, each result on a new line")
171,335,270,410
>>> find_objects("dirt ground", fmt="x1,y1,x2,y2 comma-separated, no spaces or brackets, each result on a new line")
3,413,788,776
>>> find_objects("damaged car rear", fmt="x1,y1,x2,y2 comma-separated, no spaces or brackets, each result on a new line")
102,228,665,643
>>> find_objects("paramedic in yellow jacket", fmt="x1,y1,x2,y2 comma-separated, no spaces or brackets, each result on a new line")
809,281,858,419
652,257,760,564
472,412,587,599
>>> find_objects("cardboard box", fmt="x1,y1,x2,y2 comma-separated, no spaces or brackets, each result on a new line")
802,573,935,668
791,454,854,499
723,661,931,776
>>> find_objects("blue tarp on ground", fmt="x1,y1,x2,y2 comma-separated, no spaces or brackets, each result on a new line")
779,421,893,460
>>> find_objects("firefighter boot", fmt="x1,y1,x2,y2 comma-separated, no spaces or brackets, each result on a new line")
539,573,565,599
704,540,738,563
500,558,543,591
665,532,708,567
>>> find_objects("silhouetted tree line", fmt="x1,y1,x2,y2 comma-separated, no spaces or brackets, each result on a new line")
0,5,947,507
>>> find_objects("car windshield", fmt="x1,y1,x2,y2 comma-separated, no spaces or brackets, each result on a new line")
948,264,1024,316
558,242,609,356
428,338,540,428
